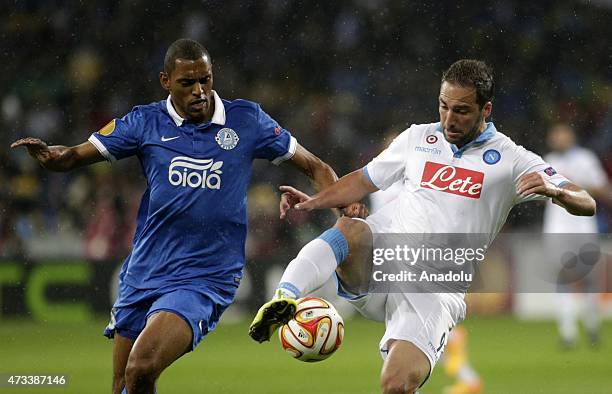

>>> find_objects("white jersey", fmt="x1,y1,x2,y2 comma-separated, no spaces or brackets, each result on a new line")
358,122,570,330
543,147,607,233
351,122,571,369
365,122,569,244
369,182,403,213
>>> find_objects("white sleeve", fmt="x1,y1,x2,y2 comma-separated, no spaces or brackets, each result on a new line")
513,145,570,204
364,127,412,190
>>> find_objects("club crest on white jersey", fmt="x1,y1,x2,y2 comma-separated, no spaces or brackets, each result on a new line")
168,156,223,189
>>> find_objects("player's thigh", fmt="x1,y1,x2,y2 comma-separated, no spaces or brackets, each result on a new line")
333,217,373,293
127,287,229,373
380,339,431,393
127,310,192,374
104,302,148,381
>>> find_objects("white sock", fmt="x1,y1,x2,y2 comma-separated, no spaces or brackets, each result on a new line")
458,363,480,384
278,238,339,299
558,293,578,342
582,293,601,335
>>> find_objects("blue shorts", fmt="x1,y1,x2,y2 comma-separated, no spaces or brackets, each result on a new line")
103,282,233,350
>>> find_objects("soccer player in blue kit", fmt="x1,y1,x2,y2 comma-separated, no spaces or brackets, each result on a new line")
11,38,366,394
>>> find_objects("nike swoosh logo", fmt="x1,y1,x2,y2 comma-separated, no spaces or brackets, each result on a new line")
161,136,180,142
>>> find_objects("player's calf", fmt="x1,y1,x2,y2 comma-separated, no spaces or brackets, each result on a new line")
333,217,373,295
380,340,430,394
112,335,135,394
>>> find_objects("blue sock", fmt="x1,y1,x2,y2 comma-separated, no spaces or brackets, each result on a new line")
318,228,349,264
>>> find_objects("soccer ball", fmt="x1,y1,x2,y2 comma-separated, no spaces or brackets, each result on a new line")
278,297,344,362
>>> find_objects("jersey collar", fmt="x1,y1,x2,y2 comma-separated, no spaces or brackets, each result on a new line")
166,90,226,127
435,122,497,157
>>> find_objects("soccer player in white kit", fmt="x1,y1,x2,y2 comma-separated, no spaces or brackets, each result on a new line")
543,124,611,348
249,60,596,393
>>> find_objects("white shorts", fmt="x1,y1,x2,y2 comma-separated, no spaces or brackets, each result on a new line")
336,287,462,373
378,293,463,369
337,204,465,374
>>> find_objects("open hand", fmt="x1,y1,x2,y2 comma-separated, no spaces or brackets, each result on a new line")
11,137,52,164
279,185,315,218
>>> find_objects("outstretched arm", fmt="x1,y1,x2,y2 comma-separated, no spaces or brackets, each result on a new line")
11,137,104,172
287,143,339,193
282,168,378,212
282,144,368,218
517,172,596,216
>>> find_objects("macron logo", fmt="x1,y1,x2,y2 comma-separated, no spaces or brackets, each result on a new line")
168,156,223,189
420,161,484,199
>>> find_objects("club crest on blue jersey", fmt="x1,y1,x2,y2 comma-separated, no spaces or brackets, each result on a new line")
215,128,239,150
483,149,501,165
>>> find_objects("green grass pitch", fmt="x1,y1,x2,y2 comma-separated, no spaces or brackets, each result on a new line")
1,316,610,393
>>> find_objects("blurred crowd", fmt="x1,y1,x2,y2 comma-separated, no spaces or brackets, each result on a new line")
1,0,611,276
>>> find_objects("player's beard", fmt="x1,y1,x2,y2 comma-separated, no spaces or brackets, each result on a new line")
456,110,485,148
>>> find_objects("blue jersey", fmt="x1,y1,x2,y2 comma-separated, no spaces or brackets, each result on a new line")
89,91,296,290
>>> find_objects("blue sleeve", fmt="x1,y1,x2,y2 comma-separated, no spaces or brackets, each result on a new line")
88,108,143,161
252,105,296,165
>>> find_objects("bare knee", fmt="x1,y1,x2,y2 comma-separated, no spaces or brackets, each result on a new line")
380,370,422,394
334,216,369,237
125,354,162,387
334,216,370,240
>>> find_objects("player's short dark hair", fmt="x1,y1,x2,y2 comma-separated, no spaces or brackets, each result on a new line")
164,38,210,75
442,59,494,108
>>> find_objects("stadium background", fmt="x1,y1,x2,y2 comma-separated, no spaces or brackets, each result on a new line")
1,1,611,393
